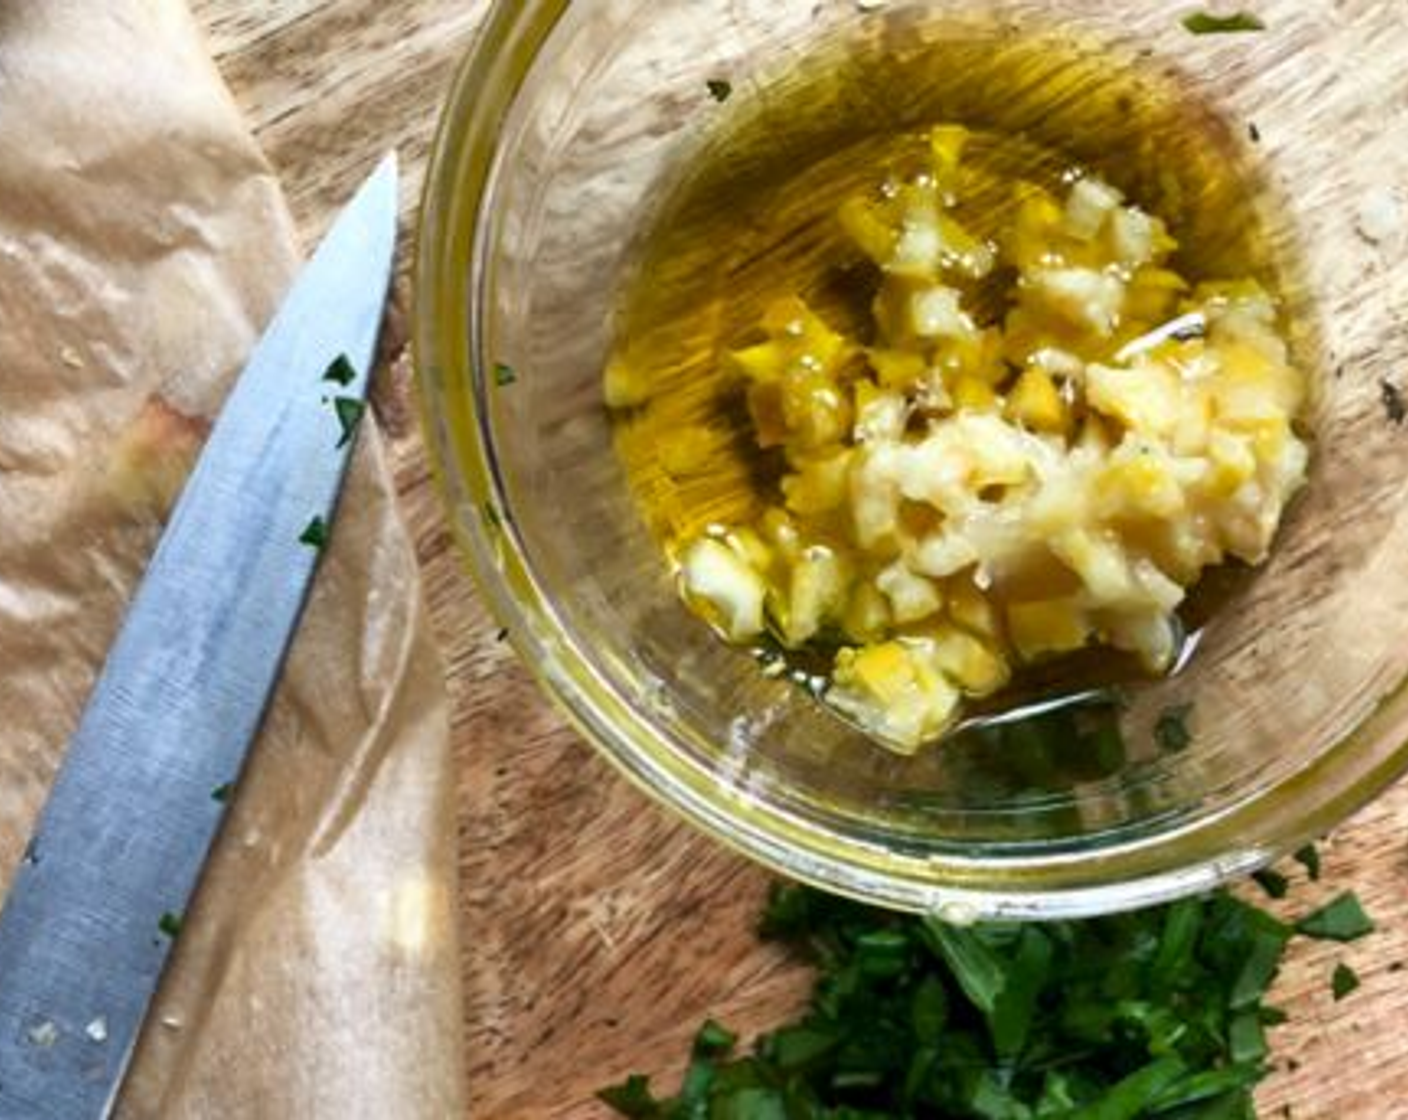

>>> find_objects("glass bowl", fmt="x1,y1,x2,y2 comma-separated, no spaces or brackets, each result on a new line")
414,0,1408,919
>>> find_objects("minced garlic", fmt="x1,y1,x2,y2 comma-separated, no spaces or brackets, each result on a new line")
671,124,1308,753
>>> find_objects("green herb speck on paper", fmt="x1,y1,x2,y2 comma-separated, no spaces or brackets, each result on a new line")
1293,842,1322,881
1155,702,1195,752
1332,962,1360,1001
158,912,183,940
706,79,733,103
1183,10,1267,35
493,361,517,387
1381,379,1406,425
211,782,233,804
333,396,367,448
1296,892,1375,942
323,353,357,387
299,516,329,550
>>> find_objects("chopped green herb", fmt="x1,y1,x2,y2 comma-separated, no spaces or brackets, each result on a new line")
1382,379,1406,425
1331,962,1360,1001
600,881,1303,1119
1293,843,1321,880
493,361,517,387
706,79,733,103
1296,892,1374,942
693,1020,737,1057
1248,121,1262,143
919,918,1006,1015
1228,903,1292,1008
1228,1010,1267,1064
597,1074,659,1118
323,354,357,387
299,516,329,550
986,925,1052,1058
483,502,503,530
333,396,366,448
158,912,183,939
1252,868,1290,900
1155,702,1195,752
211,783,233,804
1183,11,1266,34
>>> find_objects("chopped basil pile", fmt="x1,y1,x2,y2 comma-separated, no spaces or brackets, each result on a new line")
602,872,1372,1120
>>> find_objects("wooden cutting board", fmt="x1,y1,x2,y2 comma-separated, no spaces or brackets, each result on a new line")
192,3,1408,1116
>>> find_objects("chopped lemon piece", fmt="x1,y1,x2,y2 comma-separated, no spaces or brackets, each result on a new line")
842,582,892,643
1007,599,1092,661
876,562,943,624
952,375,999,412
1064,177,1124,241
830,641,962,752
929,124,970,197
947,579,1001,640
679,538,767,642
782,448,854,515
1025,267,1126,336
1086,359,1183,438
931,630,1010,695
781,546,851,646
838,195,898,264
868,348,929,390
1007,367,1069,433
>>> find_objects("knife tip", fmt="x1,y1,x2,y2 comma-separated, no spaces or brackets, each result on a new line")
374,149,399,183
369,150,399,199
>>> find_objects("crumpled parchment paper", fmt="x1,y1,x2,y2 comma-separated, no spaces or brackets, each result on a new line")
0,3,466,1117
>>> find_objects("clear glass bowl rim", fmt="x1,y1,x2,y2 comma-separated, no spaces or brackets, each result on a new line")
411,0,1408,919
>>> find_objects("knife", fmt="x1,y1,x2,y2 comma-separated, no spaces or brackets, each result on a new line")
0,154,399,1119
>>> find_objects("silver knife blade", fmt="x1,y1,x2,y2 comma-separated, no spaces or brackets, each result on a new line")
0,154,399,1119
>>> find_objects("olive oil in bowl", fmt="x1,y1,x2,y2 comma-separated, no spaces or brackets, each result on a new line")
607,23,1312,771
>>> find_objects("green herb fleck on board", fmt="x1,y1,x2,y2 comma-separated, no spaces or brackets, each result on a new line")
299,516,329,550
1296,892,1374,942
1183,11,1266,34
333,396,367,448
1332,962,1360,1001
494,361,517,387
1252,868,1290,900
706,79,733,103
158,912,183,940
1155,702,1195,752
211,783,233,804
1294,843,1322,881
323,354,357,387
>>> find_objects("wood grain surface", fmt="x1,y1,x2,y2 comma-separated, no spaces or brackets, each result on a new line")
189,3,1408,1117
